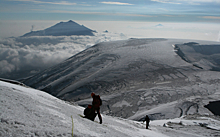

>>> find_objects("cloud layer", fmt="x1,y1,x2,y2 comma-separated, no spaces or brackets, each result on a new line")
10,0,77,5
99,2,134,5
152,0,220,4
0,33,127,80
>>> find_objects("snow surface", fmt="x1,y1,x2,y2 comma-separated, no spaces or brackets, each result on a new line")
173,42,220,71
1,80,220,137
22,38,220,121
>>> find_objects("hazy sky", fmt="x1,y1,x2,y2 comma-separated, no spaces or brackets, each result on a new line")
0,0,220,22
0,0,220,40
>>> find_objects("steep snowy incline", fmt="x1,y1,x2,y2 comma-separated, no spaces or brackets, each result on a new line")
0,80,158,137
0,80,171,137
1,80,220,137
23,38,220,120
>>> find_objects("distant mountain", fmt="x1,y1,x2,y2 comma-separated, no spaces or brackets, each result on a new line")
23,38,220,120
22,20,96,37
155,24,163,27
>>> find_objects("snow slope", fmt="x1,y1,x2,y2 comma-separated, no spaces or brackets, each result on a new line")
1,80,220,137
23,38,220,120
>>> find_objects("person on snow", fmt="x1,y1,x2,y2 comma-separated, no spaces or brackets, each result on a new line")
84,92,102,124
143,115,150,129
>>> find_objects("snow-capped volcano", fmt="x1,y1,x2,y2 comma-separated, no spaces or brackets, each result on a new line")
23,38,220,121
22,20,95,37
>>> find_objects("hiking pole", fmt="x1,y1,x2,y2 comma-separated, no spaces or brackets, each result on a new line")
71,115,74,137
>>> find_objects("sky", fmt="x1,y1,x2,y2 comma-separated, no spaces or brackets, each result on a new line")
0,0,220,39
0,0,220,22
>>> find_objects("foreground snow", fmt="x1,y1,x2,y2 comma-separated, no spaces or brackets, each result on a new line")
1,80,219,137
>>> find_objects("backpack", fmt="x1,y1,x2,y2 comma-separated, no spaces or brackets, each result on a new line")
92,95,102,108
84,105,97,121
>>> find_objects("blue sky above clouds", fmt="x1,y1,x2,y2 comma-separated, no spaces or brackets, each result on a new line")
0,0,220,22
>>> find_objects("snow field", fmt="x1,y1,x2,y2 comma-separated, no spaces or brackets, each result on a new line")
0,81,169,137
1,80,220,137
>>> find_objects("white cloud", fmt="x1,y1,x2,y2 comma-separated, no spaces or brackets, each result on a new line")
50,10,153,18
151,0,220,4
151,0,181,4
0,33,127,79
200,16,220,20
0,60,15,73
0,37,83,77
185,0,220,2
51,10,107,15
100,1,134,5
9,0,77,5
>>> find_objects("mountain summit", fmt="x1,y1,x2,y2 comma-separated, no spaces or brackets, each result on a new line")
22,20,95,37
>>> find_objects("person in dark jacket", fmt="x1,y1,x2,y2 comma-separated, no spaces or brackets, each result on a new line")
91,92,102,124
84,92,102,124
143,115,150,129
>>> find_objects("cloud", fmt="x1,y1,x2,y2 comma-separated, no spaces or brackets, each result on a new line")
100,1,134,5
200,16,220,20
51,10,107,15
0,37,84,78
151,0,181,4
0,33,127,79
122,14,153,17
50,10,153,18
10,0,77,5
151,0,220,4
185,0,220,2
0,60,16,73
